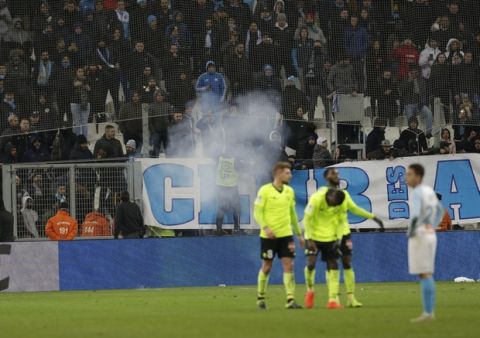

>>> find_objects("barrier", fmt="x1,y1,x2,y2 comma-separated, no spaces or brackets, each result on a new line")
2,232,478,292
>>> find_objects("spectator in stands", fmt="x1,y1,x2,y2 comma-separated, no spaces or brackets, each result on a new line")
273,13,294,77
113,0,130,40
20,194,39,238
81,209,111,237
399,116,428,155
399,66,433,136
196,111,224,157
95,37,120,116
452,96,474,142
92,0,115,40
327,54,358,97
292,27,314,88
93,124,124,159
366,117,386,155
430,53,451,123
2,142,18,164
418,37,441,81
392,37,419,81
163,44,190,92
365,40,385,114
0,89,17,133
376,69,398,126
445,38,464,63
225,42,251,99
110,28,131,101
344,15,369,91
114,191,144,239
140,77,160,104
13,118,30,159
52,55,74,123
4,18,32,57
22,135,50,163
367,139,395,160
282,76,309,120
69,134,93,161
0,0,12,43
195,61,226,111
295,11,327,46
168,69,196,109
125,139,139,158
5,51,30,113
45,202,78,241
431,16,456,51
119,91,143,154
461,129,478,153
255,64,282,96
0,198,14,242
312,136,332,168
166,109,194,157
67,23,94,67
256,6,275,37
0,114,19,151
53,184,67,208
128,41,157,91
149,90,171,157
438,128,456,155
329,8,349,61
70,67,91,137
454,52,479,100
33,50,54,96
472,138,480,154
253,32,277,73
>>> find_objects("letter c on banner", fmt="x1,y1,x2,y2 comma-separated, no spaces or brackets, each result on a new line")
0,244,11,291
143,164,194,225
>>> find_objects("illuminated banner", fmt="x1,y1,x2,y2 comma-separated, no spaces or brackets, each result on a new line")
141,155,480,229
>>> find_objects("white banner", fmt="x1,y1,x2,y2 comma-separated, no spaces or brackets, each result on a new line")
140,154,480,229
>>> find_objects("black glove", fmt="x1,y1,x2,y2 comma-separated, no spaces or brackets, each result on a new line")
373,216,385,232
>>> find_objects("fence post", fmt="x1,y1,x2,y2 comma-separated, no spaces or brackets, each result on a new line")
142,103,150,158
69,165,76,219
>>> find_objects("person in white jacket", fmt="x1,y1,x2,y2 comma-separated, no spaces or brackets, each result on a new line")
418,38,441,80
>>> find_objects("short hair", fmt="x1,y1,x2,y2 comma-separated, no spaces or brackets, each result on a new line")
326,188,345,207
105,124,114,130
272,161,291,175
323,167,336,179
408,163,425,179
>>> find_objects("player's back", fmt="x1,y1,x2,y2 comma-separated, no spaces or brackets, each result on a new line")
412,184,444,231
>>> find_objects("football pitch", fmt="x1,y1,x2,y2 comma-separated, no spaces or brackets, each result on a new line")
0,282,478,338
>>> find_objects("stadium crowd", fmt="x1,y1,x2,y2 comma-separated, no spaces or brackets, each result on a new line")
0,0,479,167
0,0,479,239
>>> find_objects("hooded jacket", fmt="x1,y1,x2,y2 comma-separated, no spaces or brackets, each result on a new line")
20,195,39,238
81,211,111,237
418,43,441,79
45,209,78,240
195,61,227,103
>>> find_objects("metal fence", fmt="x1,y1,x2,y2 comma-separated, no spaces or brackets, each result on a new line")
1,161,141,240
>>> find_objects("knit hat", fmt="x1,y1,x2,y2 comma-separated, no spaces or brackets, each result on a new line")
206,60,216,70
147,15,157,25
126,139,137,150
263,64,273,71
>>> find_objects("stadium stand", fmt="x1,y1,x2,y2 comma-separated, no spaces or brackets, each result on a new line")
0,0,479,239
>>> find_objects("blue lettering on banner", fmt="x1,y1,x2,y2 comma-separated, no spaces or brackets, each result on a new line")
197,164,251,225
386,166,409,219
144,164,194,226
313,167,372,224
434,160,480,220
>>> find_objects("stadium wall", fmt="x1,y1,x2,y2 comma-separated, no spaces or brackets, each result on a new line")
1,232,479,292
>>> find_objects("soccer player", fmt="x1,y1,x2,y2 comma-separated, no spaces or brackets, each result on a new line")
303,185,384,309
310,168,384,309
405,164,444,322
254,162,304,310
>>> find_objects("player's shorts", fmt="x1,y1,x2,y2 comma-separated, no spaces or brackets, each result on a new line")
408,231,437,275
260,236,295,260
304,240,340,261
340,234,352,257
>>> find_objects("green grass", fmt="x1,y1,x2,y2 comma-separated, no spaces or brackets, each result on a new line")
0,283,478,338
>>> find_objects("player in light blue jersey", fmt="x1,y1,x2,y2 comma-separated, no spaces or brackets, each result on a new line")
406,164,444,323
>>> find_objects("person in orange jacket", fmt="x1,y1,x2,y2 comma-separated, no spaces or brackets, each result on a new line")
81,210,111,237
45,202,78,240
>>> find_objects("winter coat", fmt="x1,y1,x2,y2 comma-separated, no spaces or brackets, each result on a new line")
327,63,358,93
366,127,385,155
45,210,78,240
81,211,111,237
418,45,441,79
312,144,332,168
119,102,143,137
148,101,171,134
114,201,144,238
391,45,419,80
93,134,123,158
344,25,370,59
195,64,227,103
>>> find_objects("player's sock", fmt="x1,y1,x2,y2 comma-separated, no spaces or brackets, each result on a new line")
421,277,436,315
283,272,296,301
257,270,270,299
328,270,340,302
304,266,315,291
344,268,355,295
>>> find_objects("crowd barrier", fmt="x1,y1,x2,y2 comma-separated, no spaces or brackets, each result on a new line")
1,232,479,292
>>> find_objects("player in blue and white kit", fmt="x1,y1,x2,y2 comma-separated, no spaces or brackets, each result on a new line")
405,164,444,323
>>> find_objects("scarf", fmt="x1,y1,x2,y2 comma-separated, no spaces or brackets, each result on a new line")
97,47,114,68
116,9,130,39
37,61,52,86
245,30,262,57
